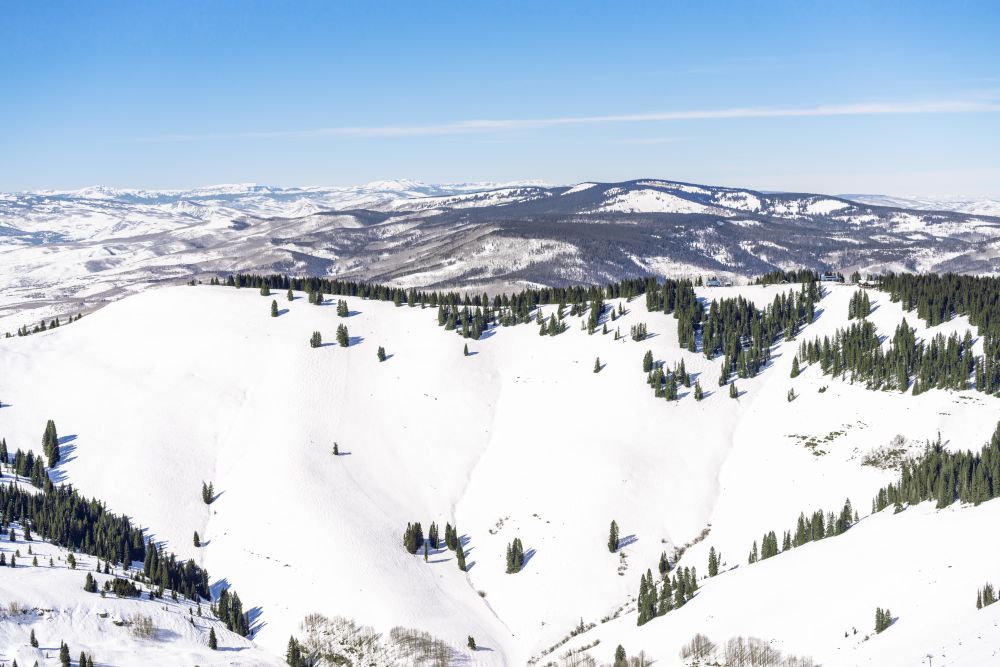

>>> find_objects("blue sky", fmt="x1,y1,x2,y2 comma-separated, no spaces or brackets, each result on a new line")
2,1,999,195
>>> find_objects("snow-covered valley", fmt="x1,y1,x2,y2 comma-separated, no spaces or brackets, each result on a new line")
3,278,1000,665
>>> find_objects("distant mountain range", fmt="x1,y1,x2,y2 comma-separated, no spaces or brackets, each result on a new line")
2,178,999,328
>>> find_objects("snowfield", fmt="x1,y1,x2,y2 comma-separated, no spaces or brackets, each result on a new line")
1,281,999,665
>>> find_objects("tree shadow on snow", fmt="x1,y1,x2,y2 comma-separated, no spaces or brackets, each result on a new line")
521,548,537,568
248,606,266,636
618,534,638,549
210,578,231,600
347,336,365,346
276,308,289,316
478,329,496,341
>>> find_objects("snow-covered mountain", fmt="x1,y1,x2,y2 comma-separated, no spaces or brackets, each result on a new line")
3,280,1000,665
3,177,1000,337
842,193,1000,218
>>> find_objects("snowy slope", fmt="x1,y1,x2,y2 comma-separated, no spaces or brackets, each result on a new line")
1,283,999,665
0,496,272,666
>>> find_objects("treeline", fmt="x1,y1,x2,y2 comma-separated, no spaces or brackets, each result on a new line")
872,426,1000,511
227,272,650,319
644,278,701,350
878,273,1000,393
798,319,976,394
6,313,83,339
748,500,857,564
0,452,251,634
754,269,820,286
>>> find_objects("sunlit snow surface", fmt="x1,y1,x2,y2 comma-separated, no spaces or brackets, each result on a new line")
2,283,1000,664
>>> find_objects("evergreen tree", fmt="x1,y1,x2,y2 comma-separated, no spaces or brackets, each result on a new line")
84,572,97,592
658,551,669,577
286,288,294,301
468,635,476,650
209,627,218,649
463,343,469,357
336,323,349,347
607,520,619,552
309,331,322,348
377,346,387,362
594,357,601,373
286,636,305,667
791,355,800,378
694,380,704,401
748,540,758,564
42,419,60,467
428,522,439,549
729,382,739,399
271,300,278,317
260,284,271,297
30,628,38,647
202,482,214,504
707,546,718,577
642,350,654,373
456,546,467,571
614,645,628,667
193,531,200,547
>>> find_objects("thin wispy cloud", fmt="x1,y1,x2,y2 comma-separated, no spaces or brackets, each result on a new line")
136,99,1000,143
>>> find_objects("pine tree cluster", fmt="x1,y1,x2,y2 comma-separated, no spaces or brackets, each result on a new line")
636,564,697,626
878,273,1000,392
143,540,212,601
799,318,975,394
701,284,820,385
336,299,349,317
629,322,648,342
874,607,892,633
644,279,701,350
645,359,690,401
505,538,525,573
753,269,821,285
403,522,424,554
286,635,313,666
213,587,250,636
336,323,349,347
976,582,997,609
873,425,1000,511
8,445,51,488
847,289,871,320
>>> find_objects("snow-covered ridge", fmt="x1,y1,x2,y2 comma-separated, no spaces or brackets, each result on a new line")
2,177,1000,333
